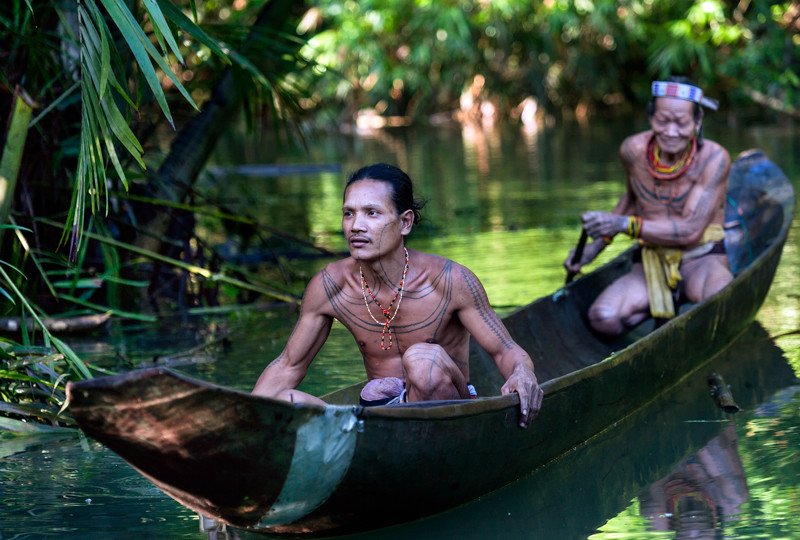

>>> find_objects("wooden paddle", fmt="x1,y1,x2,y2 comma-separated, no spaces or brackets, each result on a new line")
565,229,588,285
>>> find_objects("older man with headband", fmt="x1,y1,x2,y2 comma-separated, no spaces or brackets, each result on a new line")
564,76,732,336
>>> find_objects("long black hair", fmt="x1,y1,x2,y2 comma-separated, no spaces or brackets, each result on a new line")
345,163,426,224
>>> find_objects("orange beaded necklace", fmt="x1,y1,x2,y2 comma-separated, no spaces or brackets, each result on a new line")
646,134,697,181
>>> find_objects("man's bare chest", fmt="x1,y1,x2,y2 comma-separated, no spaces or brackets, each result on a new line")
334,290,458,341
630,164,698,214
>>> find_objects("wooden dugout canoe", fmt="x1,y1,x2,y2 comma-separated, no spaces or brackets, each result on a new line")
67,150,795,536
358,321,797,540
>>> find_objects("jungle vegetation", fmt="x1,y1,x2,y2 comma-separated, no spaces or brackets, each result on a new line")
0,0,797,422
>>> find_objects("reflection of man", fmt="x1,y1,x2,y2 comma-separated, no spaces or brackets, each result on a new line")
639,425,748,537
564,76,732,335
253,163,543,427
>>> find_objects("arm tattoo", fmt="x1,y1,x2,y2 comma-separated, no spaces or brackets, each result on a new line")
671,219,681,242
704,148,727,189
459,267,514,350
692,151,727,217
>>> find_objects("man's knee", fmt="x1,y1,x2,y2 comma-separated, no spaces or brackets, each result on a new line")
402,342,448,376
275,389,326,406
685,259,733,302
588,303,624,335
402,343,462,400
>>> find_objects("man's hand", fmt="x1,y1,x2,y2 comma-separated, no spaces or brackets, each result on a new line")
581,211,627,240
501,364,544,428
563,238,605,275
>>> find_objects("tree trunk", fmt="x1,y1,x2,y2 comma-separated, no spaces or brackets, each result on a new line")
133,0,295,254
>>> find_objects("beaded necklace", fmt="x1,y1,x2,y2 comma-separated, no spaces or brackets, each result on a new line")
646,134,697,181
359,247,409,351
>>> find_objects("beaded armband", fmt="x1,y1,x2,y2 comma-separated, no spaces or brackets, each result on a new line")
627,215,643,239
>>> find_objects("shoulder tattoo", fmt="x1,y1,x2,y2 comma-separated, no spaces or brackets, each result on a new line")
320,269,378,332
394,261,454,339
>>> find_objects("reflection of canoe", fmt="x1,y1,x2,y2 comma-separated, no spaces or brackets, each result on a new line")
66,150,795,536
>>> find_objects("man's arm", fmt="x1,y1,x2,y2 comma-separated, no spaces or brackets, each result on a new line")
252,271,334,398
582,143,731,247
454,265,543,428
565,141,638,272
637,145,731,246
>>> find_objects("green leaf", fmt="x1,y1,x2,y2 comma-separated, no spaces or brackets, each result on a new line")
57,294,157,322
0,286,15,305
143,0,184,63
97,0,177,126
0,224,32,232
84,0,137,109
48,336,92,380
29,82,80,129
155,0,228,60
100,275,148,288
0,370,50,383
99,0,197,118
0,259,26,279
51,278,103,289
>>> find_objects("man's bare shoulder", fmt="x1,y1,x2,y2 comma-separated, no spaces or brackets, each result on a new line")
300,258,355,310
409,249,450,271
698,139,731,164
319,257,355,280
414,252,486,304
618,130,649,160
408,250,473,296
410,250,467,281
694,140,732,186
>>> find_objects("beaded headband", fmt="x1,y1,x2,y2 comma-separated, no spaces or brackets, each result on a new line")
651,81,719,111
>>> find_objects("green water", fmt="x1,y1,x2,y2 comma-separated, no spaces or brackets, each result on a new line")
1,117,798,538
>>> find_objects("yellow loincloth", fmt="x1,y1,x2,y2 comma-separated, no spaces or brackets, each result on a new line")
641,224,725,318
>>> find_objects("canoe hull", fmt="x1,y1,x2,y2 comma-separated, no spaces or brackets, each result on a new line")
67,369,346,527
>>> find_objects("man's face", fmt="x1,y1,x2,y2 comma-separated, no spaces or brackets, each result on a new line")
650,97,698,156
342,179,412,261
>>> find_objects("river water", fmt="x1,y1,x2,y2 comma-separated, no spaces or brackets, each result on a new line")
1,116,798,538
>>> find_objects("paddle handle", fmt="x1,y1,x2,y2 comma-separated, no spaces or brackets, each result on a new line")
565,229,588,285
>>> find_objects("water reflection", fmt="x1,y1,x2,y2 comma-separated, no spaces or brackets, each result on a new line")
638,425,747,538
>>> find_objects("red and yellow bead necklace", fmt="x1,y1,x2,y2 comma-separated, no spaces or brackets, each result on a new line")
359,247,409,351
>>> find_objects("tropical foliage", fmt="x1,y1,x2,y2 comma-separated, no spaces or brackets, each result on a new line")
303,0,800,121
0,0,315,419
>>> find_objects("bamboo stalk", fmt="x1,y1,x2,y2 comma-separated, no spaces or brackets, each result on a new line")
37,217,300,303
0,86,36,243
